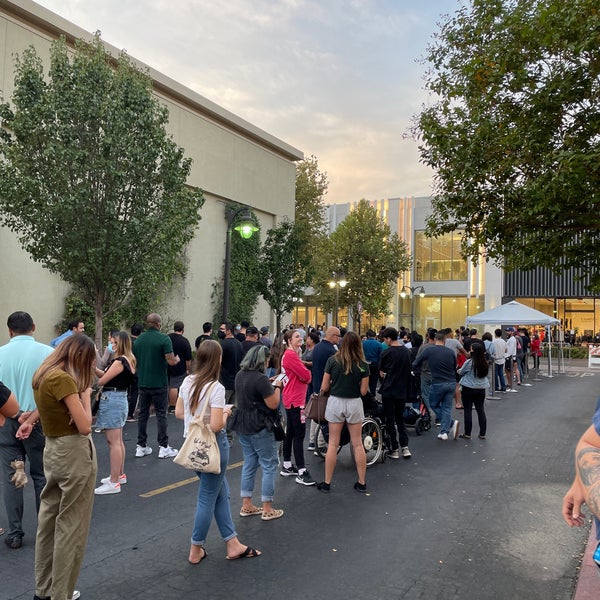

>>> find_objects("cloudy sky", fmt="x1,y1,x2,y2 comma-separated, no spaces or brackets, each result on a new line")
35,0,461,203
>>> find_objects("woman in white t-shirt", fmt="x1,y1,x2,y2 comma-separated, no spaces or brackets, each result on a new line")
176,340,261,564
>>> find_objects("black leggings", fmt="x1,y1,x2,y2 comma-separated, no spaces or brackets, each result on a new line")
461,386,486,437
283,406,306,469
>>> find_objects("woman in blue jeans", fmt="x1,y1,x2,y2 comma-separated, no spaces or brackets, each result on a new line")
176,340,261,563
230,345,284,521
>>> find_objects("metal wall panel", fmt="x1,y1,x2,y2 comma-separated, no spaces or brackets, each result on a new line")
504,266,594,298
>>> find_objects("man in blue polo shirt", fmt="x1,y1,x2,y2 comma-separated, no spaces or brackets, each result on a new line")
0,311,53,549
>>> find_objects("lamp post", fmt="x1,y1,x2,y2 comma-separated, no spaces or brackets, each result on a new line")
222,205,259,323
400,285,426,332
328,272,347,326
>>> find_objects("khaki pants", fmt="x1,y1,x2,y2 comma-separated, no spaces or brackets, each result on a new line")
35,434,97,600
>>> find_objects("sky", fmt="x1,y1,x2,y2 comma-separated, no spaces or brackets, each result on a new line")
35,0,462,204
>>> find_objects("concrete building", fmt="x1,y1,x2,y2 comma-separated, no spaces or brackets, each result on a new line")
314,197,600,340
0,0,302,343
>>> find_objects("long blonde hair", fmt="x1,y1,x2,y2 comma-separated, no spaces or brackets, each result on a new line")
335,331,365,375
188,340,222,415
113,331,136,370
32,334,96,392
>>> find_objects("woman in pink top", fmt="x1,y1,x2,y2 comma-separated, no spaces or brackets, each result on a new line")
279,329,315,486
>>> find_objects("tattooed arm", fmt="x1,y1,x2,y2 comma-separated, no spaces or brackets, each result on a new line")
562,424,600,526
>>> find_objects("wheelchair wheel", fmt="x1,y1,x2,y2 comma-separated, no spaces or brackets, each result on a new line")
361,416,383,466
314,424,342,460
415,417,424,436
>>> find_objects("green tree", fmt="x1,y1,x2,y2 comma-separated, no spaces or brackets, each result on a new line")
294,155,329,281
313,200,411,327
259,220,311,334
0,35,204,346
414,0,600,288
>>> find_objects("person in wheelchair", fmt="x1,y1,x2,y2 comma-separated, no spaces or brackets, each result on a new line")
316,332,369,493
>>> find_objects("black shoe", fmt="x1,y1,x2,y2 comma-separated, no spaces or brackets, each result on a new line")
316,481,331,493
353,481,367,493
5,535,22,549
280,465,299,477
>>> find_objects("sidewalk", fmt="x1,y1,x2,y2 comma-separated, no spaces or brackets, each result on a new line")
574,528,598,600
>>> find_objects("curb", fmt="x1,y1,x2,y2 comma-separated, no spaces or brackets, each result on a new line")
573,527,598,600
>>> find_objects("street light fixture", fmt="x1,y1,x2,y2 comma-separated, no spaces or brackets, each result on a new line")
222,205,259,322
328,271,347,326
400,285,426,332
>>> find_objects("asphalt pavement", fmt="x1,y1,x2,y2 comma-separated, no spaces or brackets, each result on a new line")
2,360,598,600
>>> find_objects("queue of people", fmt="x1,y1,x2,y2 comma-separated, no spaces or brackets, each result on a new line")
0,311,553,599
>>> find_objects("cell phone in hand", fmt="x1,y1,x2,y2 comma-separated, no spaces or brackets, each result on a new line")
274,373,288,386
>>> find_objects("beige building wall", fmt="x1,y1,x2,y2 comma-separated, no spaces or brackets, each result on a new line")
0,0,302,344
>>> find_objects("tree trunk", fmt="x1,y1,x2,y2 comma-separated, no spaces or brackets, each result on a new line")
94,300,103,350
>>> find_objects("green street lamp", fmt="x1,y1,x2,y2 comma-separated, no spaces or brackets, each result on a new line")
223,205,259,322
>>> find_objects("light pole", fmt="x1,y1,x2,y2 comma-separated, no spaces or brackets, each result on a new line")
400,285,426,332
222,205,258,323
328,272,347,326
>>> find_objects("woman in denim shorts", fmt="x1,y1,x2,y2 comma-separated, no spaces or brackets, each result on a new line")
316,331,369,493
94,331,136,495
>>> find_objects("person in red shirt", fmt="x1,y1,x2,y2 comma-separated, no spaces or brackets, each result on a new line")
279,330,315,486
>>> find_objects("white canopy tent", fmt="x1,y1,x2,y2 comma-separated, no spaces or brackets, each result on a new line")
466,300,561,378
466,301,560,326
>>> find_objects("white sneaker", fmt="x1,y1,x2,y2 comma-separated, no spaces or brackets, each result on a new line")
401,446,412,459
94,481,121,495
437,432,449,441
69,592,80,600
387,449,400,459
135,445,152,457
100,474,127,485
451,420,460,440
158,445,178,459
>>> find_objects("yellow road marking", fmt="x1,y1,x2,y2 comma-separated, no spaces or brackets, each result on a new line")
139,460,245,498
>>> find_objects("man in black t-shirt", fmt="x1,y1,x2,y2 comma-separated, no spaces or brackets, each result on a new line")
195,321,212,350
241,326,261,357
379,327,413,459
167,321,192,414
219,322,243,404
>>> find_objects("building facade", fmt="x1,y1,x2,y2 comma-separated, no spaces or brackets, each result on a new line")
319,197,600,341
0,0,302,343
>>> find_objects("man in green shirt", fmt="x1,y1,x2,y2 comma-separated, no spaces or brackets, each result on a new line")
133,313,180,459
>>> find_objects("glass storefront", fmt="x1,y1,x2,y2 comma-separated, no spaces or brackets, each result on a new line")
517,297,600,344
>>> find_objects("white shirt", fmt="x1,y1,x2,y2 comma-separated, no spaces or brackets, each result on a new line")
178,377,225,437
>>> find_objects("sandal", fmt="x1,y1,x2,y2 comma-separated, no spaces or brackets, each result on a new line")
261,508,284,521
226,546,262,560
458,434,471,439
455,405,464,410
240,505,263,517
188,545,207,565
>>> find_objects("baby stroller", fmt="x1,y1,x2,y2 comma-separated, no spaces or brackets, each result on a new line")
403,399,431,436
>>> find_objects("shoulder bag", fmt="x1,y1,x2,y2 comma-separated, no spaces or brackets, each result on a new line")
173,382,221,473
306,390,330,424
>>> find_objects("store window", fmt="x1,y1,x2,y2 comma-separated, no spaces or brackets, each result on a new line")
414,230,467,281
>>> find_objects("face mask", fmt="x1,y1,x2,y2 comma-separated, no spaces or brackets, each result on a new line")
217,330,226,339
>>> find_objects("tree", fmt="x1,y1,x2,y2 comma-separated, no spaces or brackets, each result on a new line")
312,200,411,326
259,220,311,334
414,0,600,288
294,155,329,281
0,35,204,346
